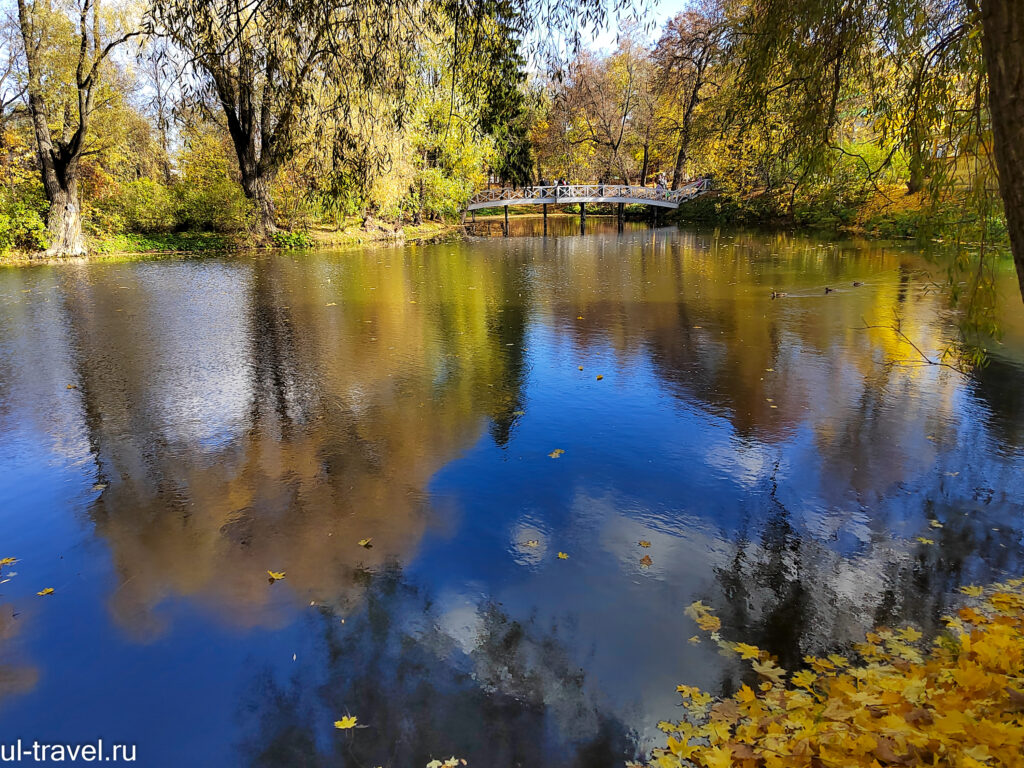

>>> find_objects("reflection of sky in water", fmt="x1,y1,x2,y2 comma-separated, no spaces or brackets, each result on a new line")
0,225,1022,766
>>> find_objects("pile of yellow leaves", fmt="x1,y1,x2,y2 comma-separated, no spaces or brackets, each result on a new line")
640,579,1024,768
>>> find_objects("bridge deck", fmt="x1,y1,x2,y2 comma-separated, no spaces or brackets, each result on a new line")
465,181,709,211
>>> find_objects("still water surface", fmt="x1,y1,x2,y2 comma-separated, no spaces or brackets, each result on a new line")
1,220,1023,766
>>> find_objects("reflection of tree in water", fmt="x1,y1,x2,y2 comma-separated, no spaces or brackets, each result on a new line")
715,462,809,674
51,252,529,635
240,566,636,768
0,605,39,706
710,459,1023,694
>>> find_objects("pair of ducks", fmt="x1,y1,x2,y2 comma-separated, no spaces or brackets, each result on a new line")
771,281,863,299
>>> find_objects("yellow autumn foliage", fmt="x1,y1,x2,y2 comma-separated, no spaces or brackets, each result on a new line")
641,580,1024,768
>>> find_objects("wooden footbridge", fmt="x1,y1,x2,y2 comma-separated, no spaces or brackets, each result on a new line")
463,179,710,234
465,179,710,211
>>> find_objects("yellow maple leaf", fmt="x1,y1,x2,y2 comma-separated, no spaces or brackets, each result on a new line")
524,540,539,547
930,519,943,529
358,538,373,548
960,585,984,597
733,642,761,660
334,715,358,730
792,669,817,689
0,557,16,567
37,587,54,596
751,659,785,684
640,555,653,567
639,540,651,548
702,745,733,768
688,636,701,645
557,552,569,560
696,613,721,632
916,537,934,545
735,685,756,704
267,571,285,581
548,448,565,458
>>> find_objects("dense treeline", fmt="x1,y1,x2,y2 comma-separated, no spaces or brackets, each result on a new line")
1,0,1023,304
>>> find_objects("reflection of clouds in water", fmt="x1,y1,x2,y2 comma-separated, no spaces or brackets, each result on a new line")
703,440,778,489
138,267,254,450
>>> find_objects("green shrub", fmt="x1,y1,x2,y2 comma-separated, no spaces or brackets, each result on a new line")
0,185,49,252
174,178,253,233
92,178,176,233
270,230,315,249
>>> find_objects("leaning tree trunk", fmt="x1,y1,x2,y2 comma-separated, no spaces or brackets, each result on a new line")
980,0,1024,302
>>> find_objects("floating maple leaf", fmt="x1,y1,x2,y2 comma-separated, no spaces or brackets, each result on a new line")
37,587,54,596
638,540,651,548
267,570,285,581
640,555,653,567
334,715,358,730
557,552,569,560
548,448,565,458
358,538,373,548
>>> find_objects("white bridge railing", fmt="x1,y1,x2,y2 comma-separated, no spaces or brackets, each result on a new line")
465,179,710,211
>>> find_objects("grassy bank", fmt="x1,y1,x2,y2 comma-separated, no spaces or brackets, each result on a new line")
0,221,464,266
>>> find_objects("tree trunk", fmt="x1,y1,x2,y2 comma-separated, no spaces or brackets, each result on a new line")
242,171,278,240
45,182,86,257
980,0,1024,302
640,145,649,186
671,142,687,190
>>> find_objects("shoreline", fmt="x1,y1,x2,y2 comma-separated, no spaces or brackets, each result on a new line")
0,221,465,267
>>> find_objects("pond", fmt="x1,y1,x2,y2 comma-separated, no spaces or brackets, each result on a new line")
1,220,1023,766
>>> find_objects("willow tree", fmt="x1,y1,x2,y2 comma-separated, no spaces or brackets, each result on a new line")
730,0,1024,303
16,0,140,256
152,0,413,238
155,0,621,239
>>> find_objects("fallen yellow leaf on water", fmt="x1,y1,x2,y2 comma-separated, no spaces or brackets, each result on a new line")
37,588,54,596
596,374,604,380
576,315,583,319
548,448,565,458
577,365,584,371
638,540,651,548
0,557,16,567
640,555,653,566
524,540,539,547
334,715,358,730
326,302,337,306
557,552,569,560
267,571,285,581
930,519,944,528
961,585,984,596
916,537,935,545
688,636,701,645
512,410,525,416
358,538,373,548
733,642,761,660
750,659,786,684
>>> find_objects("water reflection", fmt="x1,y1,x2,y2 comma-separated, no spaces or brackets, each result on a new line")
241,566,634,767
0,224,1022,765
56,253,528,634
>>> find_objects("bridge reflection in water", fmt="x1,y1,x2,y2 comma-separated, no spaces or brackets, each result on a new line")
464,180,711,235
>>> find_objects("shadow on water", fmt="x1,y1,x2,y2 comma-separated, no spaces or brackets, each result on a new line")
0,225,1022,764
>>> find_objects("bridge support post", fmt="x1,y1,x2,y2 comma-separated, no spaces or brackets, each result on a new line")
504,206,509,237
543,203,547,235
617,202,624,231
580,201,586,234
